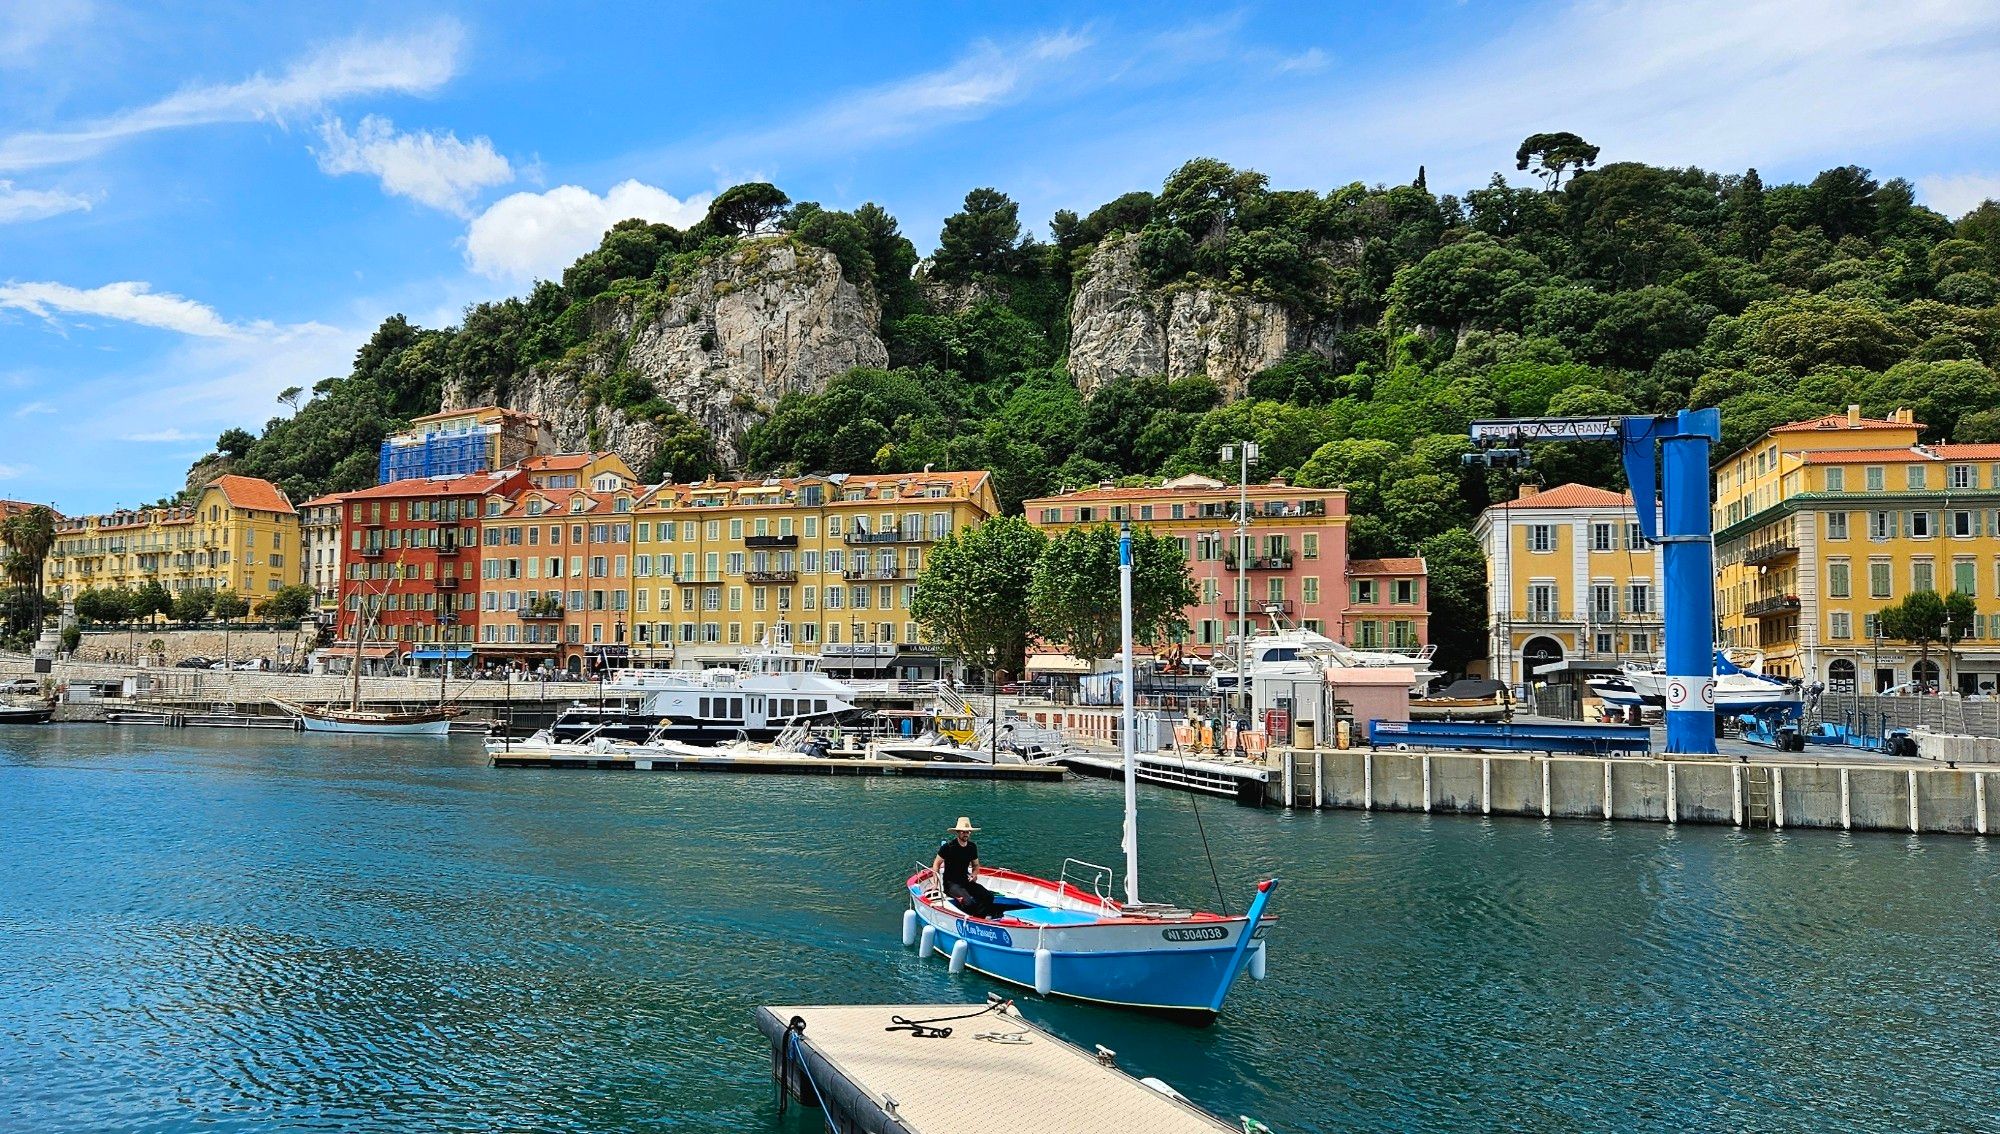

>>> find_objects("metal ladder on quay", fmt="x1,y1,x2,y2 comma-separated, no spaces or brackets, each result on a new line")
1744,766,1775,829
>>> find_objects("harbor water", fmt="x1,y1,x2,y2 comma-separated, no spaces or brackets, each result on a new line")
2,727,1995,1133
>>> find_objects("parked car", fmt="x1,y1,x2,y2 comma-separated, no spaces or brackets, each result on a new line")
175,656,213,669
231,659,268,671
2,678,42,696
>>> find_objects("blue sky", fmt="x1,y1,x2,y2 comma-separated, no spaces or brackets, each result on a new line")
5,0,2000,514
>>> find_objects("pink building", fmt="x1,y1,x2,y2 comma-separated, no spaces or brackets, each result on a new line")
1023,475,1429,656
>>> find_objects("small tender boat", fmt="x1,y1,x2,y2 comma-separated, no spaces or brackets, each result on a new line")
0,701,55,725
1410,678,1513,721
904,526,1278,1023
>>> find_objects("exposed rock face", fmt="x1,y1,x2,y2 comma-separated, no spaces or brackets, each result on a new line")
444,237,886,471
1065,233,1332,398
182,455,235,502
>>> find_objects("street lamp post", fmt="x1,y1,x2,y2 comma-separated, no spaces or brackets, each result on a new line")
1219,441,1257,736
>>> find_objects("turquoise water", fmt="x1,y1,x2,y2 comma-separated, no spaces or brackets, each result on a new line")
1,728,1995,1133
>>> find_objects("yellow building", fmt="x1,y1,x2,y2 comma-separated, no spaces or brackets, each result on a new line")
630,470,1000,678
1714,406,2000,693
1472,483,1663,685
48,475,301,601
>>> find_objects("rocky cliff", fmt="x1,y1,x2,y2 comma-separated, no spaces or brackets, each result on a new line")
1065,233,1334,397
444,236,886,470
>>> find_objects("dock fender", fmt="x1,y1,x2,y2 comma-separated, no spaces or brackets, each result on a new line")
1249,940,1268,981
918,924,936,958
1033,947,1053,996
949,938,969,975
901,909,919,948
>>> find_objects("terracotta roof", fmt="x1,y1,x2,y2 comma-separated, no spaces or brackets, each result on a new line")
520,453,596,471
1023,481,1333,505
1803,444,2000,464
407,405,541,426
208,474,295,514
300,492,349,507
340,471,524,500
1485,483,1632,511
1772,413,1919,433
1349,557,1426,575
643,470,991,506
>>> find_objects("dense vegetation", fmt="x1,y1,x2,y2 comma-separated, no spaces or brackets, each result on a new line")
200,139,2000,672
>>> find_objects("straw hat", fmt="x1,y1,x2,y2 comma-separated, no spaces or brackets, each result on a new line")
949,816,979,833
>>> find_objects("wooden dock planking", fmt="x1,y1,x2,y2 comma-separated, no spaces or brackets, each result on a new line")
756,1003,1239,1134
491,750,1064,781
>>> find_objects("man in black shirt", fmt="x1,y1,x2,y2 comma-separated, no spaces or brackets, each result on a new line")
931,816,1002,918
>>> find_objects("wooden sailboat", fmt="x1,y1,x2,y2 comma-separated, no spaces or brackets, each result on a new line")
904,524,1279,1022
281,589,461,736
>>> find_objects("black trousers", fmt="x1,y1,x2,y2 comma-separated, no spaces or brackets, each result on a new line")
945,879,1001,918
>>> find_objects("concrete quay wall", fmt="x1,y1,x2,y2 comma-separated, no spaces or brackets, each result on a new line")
1300,748,1997,837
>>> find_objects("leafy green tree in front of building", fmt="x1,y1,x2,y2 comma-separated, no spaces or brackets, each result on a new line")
1029,524,1198,667
909,516,1047,680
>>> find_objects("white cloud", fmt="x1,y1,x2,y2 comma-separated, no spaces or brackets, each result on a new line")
0,180,92,223
0,21,463,172
1165,0,2000,199
0,280,330,341
1916,173,2000,220
464,180,713,284
118,428,201,442
11,400,55,418
315,114,512,216
0,464,23,479
1275,47,1328,74
699,30,1092,166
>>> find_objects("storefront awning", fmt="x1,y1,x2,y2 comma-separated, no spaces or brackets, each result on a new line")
821,655,896,671
1026,654,1093,675
326,643,397,659
405,648,473,660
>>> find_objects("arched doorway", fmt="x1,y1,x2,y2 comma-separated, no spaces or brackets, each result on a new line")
1912,658,1941,692
565,656,582,678
1521,636,1565,681
1827,659,1856,694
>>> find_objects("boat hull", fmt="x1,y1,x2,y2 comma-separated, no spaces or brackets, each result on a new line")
0,705,54,725
299,715,453,736
905,869,1273,1021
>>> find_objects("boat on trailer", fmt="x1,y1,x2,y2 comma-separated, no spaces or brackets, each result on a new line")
903,525,1278,1023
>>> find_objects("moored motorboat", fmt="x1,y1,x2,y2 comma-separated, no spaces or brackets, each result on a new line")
0,700,55,725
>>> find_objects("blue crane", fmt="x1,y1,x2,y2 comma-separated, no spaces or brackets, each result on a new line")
1465,408,1723,755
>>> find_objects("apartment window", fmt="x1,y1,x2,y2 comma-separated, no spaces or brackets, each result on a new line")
1529,525,1553,553
1039,508,1060,523
1630,633,1651,655
1952,510,1976,538
1302,577,1319,604
1911,511,1932,539
1954,559,1976,597
1869,511,1893,540
1865,467,1884,491
1626,523,1644,551
1302,533,1319,560
1869,561,1891,598
1830,612,1851,640
1351,580,1377,604
1912,560,1934,593
1591,583,1616,620
1825,467,1845,492
1628,583,1652,615
1828,561,1851,598
1393,579,1418,604
1826,512,1848,540
1594,632,1613,654
1951,465,1976,490
1591,523,1613,552
1528,583,1557,621
1864,613,1882,639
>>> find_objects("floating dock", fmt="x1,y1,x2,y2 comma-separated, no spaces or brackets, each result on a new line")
754,1002,1240,1134
490,747,1064,781
1063,750,1270,805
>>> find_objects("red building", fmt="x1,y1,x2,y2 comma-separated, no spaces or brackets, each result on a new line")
334,470,526,672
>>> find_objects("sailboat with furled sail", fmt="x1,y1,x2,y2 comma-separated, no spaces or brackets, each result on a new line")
279,589,462,736
902,524,1279,1023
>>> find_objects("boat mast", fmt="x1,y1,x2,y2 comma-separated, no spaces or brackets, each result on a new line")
350,592,368,712
1119,522,1138,906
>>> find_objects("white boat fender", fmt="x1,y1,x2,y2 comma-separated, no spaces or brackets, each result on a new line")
1139,1077,1188,1102
918,924,936,958
901,909,919,948
1033,947,1053,996
948,938,969,975
1249,940,1268,981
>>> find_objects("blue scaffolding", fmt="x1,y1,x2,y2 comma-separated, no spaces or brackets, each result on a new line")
376,433,492,484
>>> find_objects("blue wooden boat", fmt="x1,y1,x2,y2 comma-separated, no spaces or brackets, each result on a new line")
902,525,1278,1023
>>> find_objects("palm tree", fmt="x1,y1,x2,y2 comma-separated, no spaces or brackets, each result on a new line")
1,506,57,633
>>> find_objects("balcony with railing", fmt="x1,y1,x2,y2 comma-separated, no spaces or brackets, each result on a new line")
359,544,384,558
671,573,724,585
746,570,798,585
843,566,907,581
520,603,564,620
435,576,460,590
1742,540,1798,567
843,529,908,545
1745,594,1801,618
1223,553,1293,571
435,540,461,557
744,534,798,549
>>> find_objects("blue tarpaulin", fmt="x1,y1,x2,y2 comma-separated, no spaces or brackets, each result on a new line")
404,649,472,660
